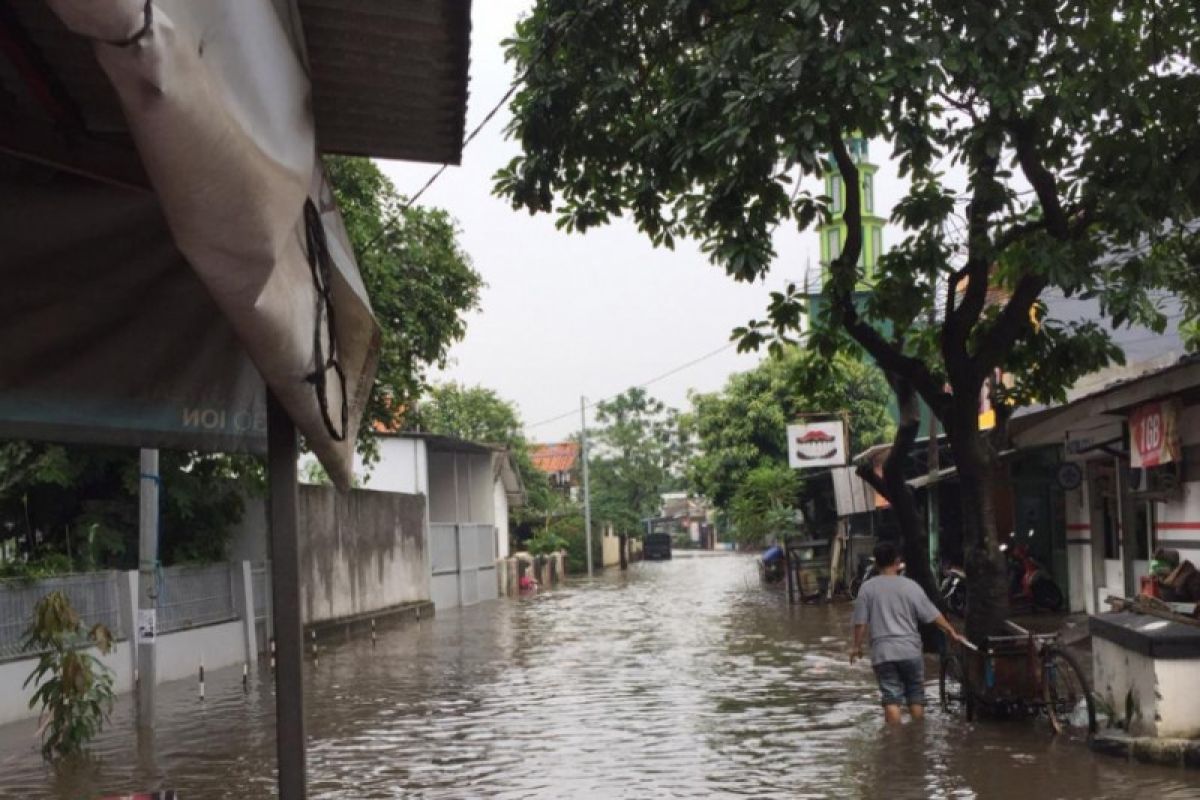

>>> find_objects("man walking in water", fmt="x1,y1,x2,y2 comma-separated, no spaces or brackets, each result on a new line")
850,540,967,723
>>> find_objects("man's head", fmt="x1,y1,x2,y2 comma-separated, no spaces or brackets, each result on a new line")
873,540,901,570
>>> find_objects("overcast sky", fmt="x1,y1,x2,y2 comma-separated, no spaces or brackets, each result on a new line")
378,2,912,443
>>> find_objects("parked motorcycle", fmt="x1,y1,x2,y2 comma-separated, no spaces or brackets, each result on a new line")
1001,529,1064,612
939,566,968,616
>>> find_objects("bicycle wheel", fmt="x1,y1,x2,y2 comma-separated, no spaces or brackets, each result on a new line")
1043,645,1096,736
939,652,966,713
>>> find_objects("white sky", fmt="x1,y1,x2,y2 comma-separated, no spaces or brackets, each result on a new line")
377,2,912,443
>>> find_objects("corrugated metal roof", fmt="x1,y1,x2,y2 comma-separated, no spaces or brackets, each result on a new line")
1,0,471,168
531,442,580,474
298,0,472,164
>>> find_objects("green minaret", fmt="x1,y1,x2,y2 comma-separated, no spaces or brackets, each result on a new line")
815,135,886,296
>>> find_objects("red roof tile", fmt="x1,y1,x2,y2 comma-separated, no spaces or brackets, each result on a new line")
531,442,579,473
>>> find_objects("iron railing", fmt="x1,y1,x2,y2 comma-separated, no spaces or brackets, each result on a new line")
157,563,237,634
0,571,124,661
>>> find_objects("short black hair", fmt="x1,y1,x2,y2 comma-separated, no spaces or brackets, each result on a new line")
873,540,900,568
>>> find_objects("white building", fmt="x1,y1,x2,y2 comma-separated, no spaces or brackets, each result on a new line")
306,433,525,610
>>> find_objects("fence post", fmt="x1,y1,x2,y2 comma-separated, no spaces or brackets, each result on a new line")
234,561,258,666
120,570,138,689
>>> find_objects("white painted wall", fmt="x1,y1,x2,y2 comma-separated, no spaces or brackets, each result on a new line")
494,478,511,560
1156,481,1200,567
0,641,134,726
356,437,428,495
1093,636,1200,739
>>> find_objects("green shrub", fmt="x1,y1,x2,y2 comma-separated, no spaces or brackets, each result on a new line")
22,591,115,760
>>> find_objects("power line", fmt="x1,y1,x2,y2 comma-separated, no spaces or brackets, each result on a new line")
523,341,741,431
397,6,593,215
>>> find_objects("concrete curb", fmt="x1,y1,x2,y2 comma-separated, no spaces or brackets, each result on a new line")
1090,732,1200,769
304,600,435,642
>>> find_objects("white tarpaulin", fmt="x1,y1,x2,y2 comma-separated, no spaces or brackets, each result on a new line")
4,0,382,488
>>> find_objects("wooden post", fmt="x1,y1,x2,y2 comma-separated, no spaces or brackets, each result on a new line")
268,392,306,800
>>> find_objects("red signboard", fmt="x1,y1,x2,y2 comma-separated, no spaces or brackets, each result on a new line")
1129,399,1182,469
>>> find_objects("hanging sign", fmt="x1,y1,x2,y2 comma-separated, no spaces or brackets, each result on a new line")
1129,398,1182,469
787,419,848,469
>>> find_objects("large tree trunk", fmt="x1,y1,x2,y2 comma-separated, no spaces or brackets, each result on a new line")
619,532,628,570
856,376,939,605
947,399,1009,640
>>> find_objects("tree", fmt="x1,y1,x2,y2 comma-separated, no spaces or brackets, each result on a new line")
0,443,254,575
588,388,688,538
411,382,554,517
325,156,484,462
687,349,893,510
496,0,1200,637
727,464,800,546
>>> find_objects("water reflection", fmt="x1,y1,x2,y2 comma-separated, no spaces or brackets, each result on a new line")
0,555,1197,798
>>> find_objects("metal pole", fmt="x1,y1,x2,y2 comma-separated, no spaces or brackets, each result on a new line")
581,396,593,578
137,448,158,729
268,392,306,800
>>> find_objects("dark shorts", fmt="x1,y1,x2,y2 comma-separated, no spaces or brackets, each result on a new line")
872,657,925,706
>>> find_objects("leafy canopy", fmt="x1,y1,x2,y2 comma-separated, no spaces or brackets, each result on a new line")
588,388,690,534
687,349,894,510
326,156,484,460
496,0,1200,423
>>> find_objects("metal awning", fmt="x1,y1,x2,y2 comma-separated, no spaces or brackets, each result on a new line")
0,0,472,488
1,1,472,171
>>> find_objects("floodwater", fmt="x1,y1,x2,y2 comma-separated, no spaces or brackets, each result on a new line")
1,554,1198,799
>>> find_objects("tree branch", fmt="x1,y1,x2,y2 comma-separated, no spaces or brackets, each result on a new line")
826,133,950,416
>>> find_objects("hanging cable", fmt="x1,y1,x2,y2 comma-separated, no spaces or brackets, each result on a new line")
303,198,349,442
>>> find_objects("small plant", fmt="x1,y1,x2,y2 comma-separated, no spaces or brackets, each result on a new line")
22,591,115,760
527,531,567,556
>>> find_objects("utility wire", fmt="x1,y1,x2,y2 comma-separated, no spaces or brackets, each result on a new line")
366,3,593,257
523,341,741,431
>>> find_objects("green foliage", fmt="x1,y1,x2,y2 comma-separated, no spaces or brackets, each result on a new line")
325,157,484,465
687,349,893,510
588,388,689,534
527,530,568,556
411,382,554,516
728,464,801,546
0,443,256,574
21,591,115,761
496,0,1200,424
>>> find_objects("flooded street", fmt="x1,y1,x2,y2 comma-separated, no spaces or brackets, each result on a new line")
1,554,1198,799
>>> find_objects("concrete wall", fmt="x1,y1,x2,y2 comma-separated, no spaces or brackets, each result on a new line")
0,567,255,726
1093,636,1200,739
299,485,429,625
0,640,134,726
428,451,458,522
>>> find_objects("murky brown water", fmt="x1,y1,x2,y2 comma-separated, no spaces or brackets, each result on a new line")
1,554,1198,799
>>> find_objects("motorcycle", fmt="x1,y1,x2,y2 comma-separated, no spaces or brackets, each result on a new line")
939,565,967,616
1001,529,1064,612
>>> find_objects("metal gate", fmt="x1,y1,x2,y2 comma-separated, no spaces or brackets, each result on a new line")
431,523,498,609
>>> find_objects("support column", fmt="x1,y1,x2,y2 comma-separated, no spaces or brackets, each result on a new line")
137,449,158,729
234,560,258,664
268,392,306,800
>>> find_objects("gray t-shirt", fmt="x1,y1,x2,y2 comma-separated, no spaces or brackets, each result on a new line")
852,575,940,664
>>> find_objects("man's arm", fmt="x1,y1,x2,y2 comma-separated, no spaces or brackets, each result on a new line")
930,613,966,644
850,623,868,664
